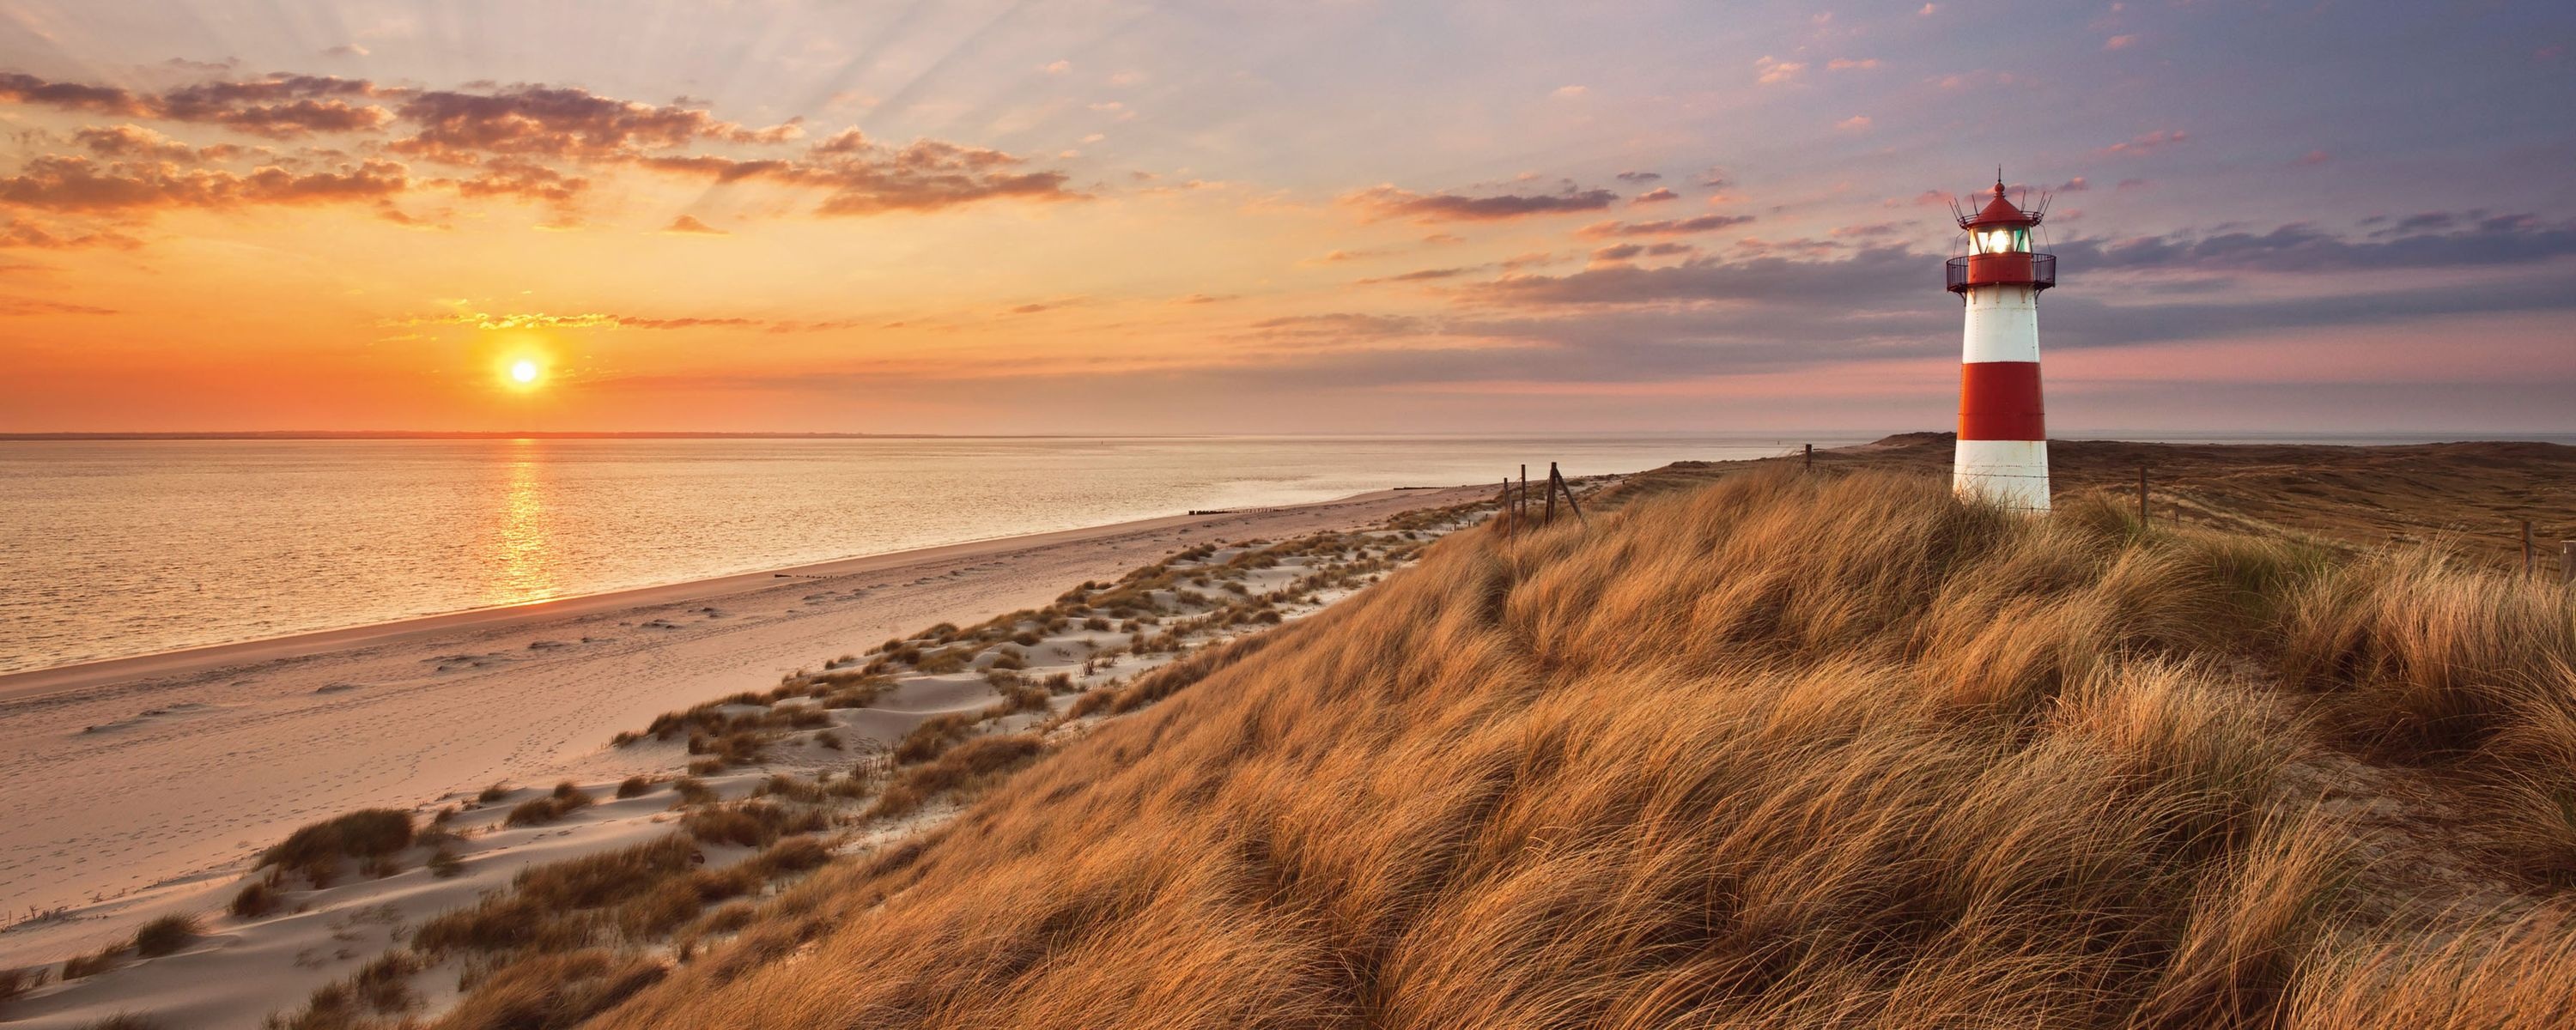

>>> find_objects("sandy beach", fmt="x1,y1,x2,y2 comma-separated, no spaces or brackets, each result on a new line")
0,483,1485,976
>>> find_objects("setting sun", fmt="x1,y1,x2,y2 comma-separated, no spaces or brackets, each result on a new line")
507,359,541,387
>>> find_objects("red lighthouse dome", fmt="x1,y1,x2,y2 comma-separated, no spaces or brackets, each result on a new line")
1947,179,2056,294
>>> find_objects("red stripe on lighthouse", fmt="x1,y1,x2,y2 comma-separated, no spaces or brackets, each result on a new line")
1958,360,2044,440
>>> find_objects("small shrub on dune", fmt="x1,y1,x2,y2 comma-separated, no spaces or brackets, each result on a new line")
671,776,718,806
751,772,826,804
504,785,593,827
866,734,1044,820
893,712,976,764
686,758,726,776
752,836,831,877
261,809,413,884
1,966,47,1003
230,879,279,918
61,943,121,979
616,775,659,799
682,802,823,848
615,877,707,939
989,681,1052,716
1066,688,1117,719
428,846,465,879
477,783,512,803
76,1015,158,1030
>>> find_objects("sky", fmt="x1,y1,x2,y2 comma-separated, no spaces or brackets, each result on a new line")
1,0,2571,435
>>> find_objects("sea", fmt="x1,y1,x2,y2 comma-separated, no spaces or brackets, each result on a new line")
0,434,1854,676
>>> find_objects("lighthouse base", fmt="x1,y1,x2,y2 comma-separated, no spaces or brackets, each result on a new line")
1953,439,2050,512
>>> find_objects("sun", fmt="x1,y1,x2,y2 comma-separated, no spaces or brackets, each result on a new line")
502,357,544,389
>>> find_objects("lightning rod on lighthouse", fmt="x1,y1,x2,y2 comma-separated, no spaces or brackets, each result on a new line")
1945,176,2057,512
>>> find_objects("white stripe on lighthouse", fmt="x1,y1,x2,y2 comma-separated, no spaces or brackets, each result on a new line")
1953,439,2050,511
1961,287,2038,364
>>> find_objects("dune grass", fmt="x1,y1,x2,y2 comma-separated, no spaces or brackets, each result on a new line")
554,465,2576,1029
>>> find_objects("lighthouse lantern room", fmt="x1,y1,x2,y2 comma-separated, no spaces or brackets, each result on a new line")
1945,177,2057,512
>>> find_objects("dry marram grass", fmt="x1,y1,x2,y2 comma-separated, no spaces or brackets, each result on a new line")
569,466,2576,1029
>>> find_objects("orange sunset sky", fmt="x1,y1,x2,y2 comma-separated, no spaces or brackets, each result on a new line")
3,1,2573,435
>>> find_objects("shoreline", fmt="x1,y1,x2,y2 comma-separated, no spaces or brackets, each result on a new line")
0,488,1443,703
0,482,1492,968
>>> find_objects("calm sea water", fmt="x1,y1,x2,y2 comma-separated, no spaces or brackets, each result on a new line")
0,435,1845,675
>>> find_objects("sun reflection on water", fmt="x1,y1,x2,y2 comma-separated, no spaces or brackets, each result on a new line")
487,440,560,605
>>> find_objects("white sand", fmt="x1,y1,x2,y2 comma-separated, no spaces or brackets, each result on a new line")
0,485,1485,980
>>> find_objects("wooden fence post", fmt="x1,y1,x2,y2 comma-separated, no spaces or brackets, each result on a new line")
1553,465,1589,529
1498,478,1512,535
1519,464,1528,528
1545,461,1558,524
1803,444,1813,471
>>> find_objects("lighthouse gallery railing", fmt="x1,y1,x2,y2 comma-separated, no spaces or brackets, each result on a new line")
1946,252,2057,293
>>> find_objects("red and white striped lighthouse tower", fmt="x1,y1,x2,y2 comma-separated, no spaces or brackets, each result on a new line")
1946,176,2057,512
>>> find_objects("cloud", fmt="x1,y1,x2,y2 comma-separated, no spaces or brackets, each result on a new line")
0,155,407,211
73,124,196,161
2099,129,2189,157
391,309,771,330
1614,171,1662,184
1753,56,1806,85
635,133,1074,215
147,76,396,137
1826,58,1880,70
1304,248,1393,265
1831,221,1902,238
1343,184,1620,223
2104,34,2138,51
1039,60,1071,74
0,218,142,249
324,44,370,58
448,157,586,203
1358,267,1473,284
663,215,726,234
2,72,1078,239
0,73,151,116
1836,115,1872,130
2055,213,2576,273
390,83,795,161
2293,149,2331,167
1631,187,1679,205
1589,241,1698,264
1246,312,1427,342
0,296,118,316
1575,214,1757,238
1473,245,1925,308
1551,85,1588,99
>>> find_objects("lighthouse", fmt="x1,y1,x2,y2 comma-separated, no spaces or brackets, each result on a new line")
1946,177,2057,512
